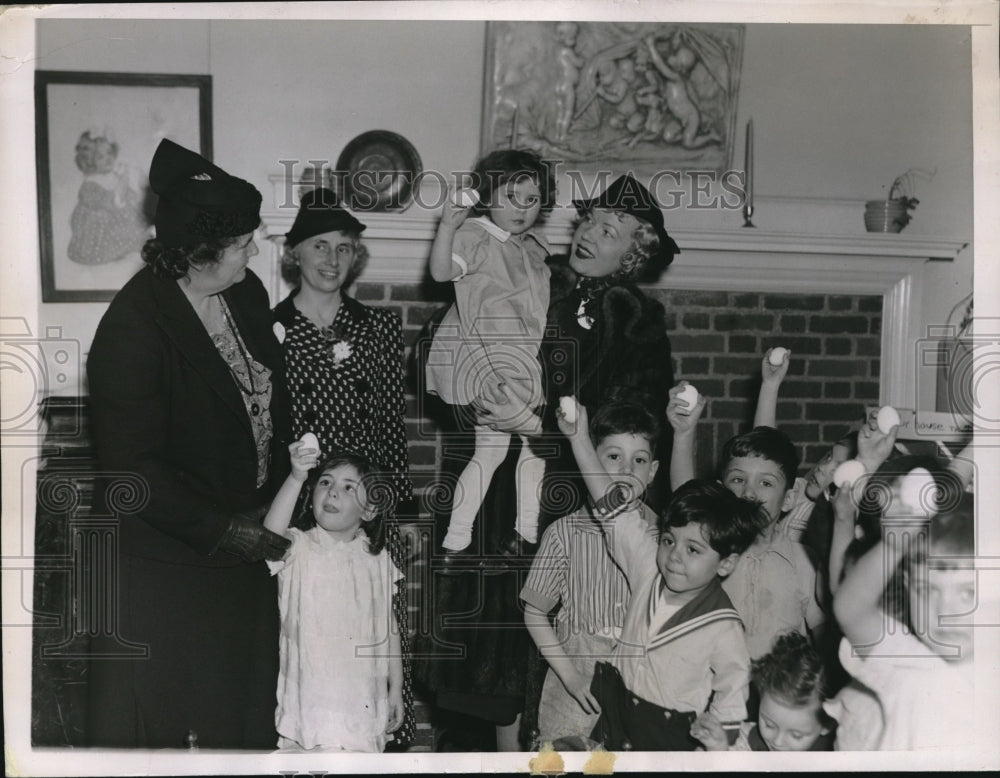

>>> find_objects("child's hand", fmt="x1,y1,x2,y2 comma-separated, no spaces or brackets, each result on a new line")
690,712,729,751
857,418,899,473
666,381,706,435
438,183,474,230
501,375,537,409
555,396,589,442
557,668,601,716
289,436,320,482
761,347,791,387
385,687,404,734
831,478,859,528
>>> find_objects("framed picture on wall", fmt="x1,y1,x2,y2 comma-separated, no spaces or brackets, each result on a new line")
481,21,745,177
34,70,212,302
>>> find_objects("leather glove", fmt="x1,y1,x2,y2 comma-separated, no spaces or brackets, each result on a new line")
212,513,290,562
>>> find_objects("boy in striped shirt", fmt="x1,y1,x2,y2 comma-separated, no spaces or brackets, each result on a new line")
521,400,661,747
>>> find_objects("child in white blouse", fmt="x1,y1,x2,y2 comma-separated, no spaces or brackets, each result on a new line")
264,437,404,752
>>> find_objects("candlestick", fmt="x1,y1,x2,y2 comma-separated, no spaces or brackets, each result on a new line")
510,105,520,148
743,118,755,227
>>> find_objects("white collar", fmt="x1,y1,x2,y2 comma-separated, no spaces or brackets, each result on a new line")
469,215,510,242
468,215,549,251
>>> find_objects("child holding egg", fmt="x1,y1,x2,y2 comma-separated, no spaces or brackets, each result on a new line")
425,148,557,555
665,355,824,659
520,398,662,747
828,459,976,749
263,436,404,752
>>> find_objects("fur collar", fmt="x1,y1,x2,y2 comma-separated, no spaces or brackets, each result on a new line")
548,256,667,345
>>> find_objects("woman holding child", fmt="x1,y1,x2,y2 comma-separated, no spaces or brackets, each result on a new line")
416,173,678,750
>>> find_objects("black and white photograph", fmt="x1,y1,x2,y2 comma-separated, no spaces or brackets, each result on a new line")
2,2,998,775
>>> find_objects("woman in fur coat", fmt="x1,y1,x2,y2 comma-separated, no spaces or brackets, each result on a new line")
415,175,679,751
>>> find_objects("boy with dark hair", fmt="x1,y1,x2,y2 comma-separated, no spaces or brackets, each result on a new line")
717,425,824,658
666,370,825,659
552,400,767,750
521,400,661,746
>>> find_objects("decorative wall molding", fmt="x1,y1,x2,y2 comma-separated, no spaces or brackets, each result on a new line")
259,206,967,410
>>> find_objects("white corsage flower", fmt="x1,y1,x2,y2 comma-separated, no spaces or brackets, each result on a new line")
331,341,353,365
272,321,286,344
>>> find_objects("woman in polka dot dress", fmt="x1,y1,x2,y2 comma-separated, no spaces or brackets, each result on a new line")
273,188,414,748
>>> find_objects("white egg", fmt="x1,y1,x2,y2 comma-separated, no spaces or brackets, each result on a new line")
877,405,901,434
833,459,866,489
677,384,699,410
299,432,319,453
768,347,788,366
559,396,577,424
451,188,480,208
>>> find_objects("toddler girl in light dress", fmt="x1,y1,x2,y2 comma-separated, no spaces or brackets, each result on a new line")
264,437,403,752
425,148,556,555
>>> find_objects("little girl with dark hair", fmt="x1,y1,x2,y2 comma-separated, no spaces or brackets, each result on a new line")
426,148,557,555
264,438,404,752
691,631,836,751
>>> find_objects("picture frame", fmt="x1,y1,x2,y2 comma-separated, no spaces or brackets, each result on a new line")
481,21,745,176
35,70,212,302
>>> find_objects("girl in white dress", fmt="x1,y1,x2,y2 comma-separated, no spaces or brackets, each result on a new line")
264,438,404,752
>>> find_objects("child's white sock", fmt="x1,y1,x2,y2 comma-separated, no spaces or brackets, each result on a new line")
442,527,472,552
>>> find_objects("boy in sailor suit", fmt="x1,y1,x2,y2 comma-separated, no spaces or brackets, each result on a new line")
558,403,767,750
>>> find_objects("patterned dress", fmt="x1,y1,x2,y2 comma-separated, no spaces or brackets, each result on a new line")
274,292,415,747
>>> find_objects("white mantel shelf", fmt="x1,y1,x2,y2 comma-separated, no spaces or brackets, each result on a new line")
665,229,965,260
258,207,968,410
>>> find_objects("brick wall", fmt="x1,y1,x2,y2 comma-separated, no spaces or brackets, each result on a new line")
357,281,883,500
647,289,883,478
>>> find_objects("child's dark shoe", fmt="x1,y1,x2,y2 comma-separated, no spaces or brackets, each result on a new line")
495,532,539,559
436,547,473,575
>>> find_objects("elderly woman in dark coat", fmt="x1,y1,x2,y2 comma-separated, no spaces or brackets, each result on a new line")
415,175,678,750
86,139,291,748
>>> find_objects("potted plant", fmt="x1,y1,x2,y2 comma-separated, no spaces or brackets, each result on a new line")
864,168,933,233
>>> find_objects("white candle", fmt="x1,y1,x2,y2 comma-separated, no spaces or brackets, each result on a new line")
745,118,754,212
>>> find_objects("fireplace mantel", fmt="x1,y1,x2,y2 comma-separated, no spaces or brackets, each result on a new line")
258,207,967,410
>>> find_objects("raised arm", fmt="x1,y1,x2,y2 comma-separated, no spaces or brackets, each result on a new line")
827,484,858,597
556,397,631,510
754,347,790,428
264,438,319,536
645,35,678,80
833,527,907,650
666,381,707,490
428,187,474,282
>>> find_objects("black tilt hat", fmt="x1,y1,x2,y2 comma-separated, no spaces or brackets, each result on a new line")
285,188,367,249
149,139,262,249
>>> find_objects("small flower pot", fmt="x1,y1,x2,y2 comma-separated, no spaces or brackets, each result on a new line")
864,199,912,233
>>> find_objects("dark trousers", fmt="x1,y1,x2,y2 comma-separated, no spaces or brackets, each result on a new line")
589,661,698,751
